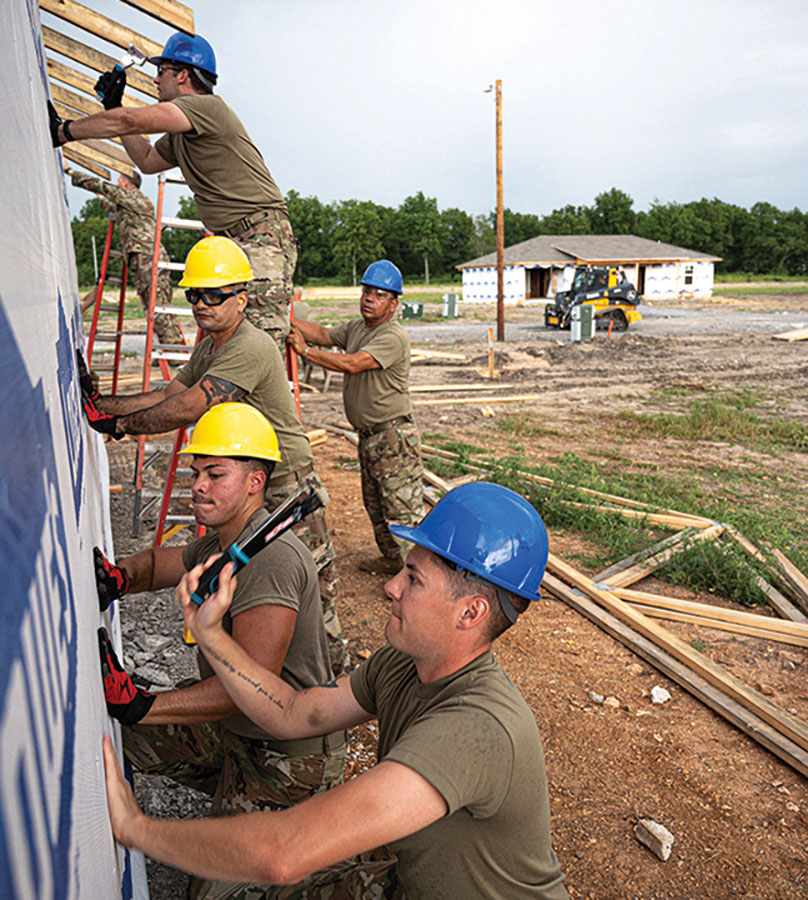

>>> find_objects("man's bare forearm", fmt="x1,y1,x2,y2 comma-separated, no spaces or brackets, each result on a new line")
97,387,168,416
142,675,238,725
294,319,333,347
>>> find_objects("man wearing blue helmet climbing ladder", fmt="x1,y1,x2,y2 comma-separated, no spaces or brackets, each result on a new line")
103,482,569,900
49,32,297,353
288,259,426,576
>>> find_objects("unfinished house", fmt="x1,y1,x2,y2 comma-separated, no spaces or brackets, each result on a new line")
458,235,722,304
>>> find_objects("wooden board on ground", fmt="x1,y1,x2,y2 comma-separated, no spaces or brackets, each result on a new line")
541,572,808,778
771,327,808,342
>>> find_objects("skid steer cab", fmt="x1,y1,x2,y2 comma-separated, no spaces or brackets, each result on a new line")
545,266,642,331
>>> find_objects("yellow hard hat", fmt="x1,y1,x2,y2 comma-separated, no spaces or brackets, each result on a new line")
179,403,281,462
179,236,254,288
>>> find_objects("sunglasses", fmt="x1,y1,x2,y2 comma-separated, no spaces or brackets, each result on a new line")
361,286,395,300
156,64,182,77
185,288,241,307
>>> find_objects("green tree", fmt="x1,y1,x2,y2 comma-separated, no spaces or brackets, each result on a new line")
590,187,635,234
286,189,336,281
537,203,592,234
470,213,496,259
396,192,442,283
439,207,476,277
501,208,541,246
331,199,385,285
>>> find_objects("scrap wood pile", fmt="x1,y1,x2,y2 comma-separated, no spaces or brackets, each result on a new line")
325,424,808,778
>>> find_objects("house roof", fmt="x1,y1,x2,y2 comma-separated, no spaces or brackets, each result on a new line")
458,234,722,269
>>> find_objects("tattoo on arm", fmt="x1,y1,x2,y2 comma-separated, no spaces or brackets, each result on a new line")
198,375,247,407
204,645,284,709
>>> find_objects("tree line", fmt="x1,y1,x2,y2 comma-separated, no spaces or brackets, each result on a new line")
70,187,808,287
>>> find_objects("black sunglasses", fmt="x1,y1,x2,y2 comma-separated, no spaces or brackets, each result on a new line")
185,288,241,307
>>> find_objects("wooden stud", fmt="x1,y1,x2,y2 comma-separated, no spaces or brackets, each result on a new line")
623,603,808,647
62,146,110,179
594,530,695,582
769,548,808,610
66,140,134,178
47,58,147,108
612,587,808,637
410,383,517,393
410,350,467,361
541,572,808,778
600,524,724,587
413,393,546,407
40,0,164,58
119,0,194,34
753,576,808,624
546,552,808,753
42,25,159,99
422,469,454,493
772,328,808,342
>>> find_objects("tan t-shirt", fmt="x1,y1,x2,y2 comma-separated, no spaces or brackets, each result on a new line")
350,646,568,900
328,318,412,429
175,319,312,479
155,94,287,233
183,510,332,739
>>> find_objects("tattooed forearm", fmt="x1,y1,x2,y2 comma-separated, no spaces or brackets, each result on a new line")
198,375,247,405
205,644,284,709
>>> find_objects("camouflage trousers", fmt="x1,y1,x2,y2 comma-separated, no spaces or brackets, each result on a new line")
357,422,425,565
124,720,347,900
189,848,405,900
127,250,184,346
264,467,345,676
237,211,298,354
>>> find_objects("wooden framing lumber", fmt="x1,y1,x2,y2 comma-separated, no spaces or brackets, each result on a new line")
47,58,148,108
40,0,163,58
623,604,808,647
769,549,808,610
594,530,695,582
611,587,808,637
65,139,134,178
78,138,135,167
62,146,110,179
600,524,724,587
52,82,106,118
753,576,808,624
42,25,159,99
120,0,194,33
772,327,808,342
541,572,808,778
413,393,545,407
546,552,808,752
562,501,714,531
422,469,454,493
410,383,517,393
410,350,467,361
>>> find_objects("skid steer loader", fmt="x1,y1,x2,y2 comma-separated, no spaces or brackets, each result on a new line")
544,266,642,331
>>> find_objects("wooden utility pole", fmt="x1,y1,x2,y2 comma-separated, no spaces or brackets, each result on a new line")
495,80,504,341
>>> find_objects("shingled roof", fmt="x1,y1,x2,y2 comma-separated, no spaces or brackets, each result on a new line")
458,234,722,269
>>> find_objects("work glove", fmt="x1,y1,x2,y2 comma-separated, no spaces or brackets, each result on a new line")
76,349,100,404
47,100,74,147
94,547,131,611
98,628,155,725
94,66,126,110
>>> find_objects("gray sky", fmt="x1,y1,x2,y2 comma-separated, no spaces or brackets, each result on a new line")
55,0,808,220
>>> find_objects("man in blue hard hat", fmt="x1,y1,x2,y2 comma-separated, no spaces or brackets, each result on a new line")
288,259,426,576
104,482,569,899
49,32,297,352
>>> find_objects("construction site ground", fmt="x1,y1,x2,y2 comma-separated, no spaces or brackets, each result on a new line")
102,289,808,900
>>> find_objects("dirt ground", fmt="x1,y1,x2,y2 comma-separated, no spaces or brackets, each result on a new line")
104,295,808,899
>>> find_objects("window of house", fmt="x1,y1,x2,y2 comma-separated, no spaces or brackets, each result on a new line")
684,265,694,286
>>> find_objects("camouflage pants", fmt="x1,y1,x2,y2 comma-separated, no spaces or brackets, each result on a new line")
238,212,298,354
127,250,184,345
358,423,425,565
264,467,345,676
125,720,347,900
190,848,405,900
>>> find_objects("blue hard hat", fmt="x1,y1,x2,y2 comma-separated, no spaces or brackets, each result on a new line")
390,482,549,607
149,33,217,79
361,259,403,296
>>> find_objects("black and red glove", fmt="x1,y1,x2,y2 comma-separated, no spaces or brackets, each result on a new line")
76,349,124,437
94,547,130,611
98,628,155,725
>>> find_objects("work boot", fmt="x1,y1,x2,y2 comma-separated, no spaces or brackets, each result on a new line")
358,556,401,576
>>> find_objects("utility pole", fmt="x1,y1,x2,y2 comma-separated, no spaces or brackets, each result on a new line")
495,79,504,341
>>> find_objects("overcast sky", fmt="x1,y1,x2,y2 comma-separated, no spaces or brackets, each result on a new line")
53,0,808,220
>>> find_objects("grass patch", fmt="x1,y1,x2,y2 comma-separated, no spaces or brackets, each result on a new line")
614,391,808,452
491,413,563,438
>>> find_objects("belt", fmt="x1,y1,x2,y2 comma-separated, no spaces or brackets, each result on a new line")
267,462,314,487
264,729,347,756
357,414,414,439
218,208,284,239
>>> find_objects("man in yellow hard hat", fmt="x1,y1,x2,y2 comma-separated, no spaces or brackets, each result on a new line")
79,236,345,674
96,403,346,900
